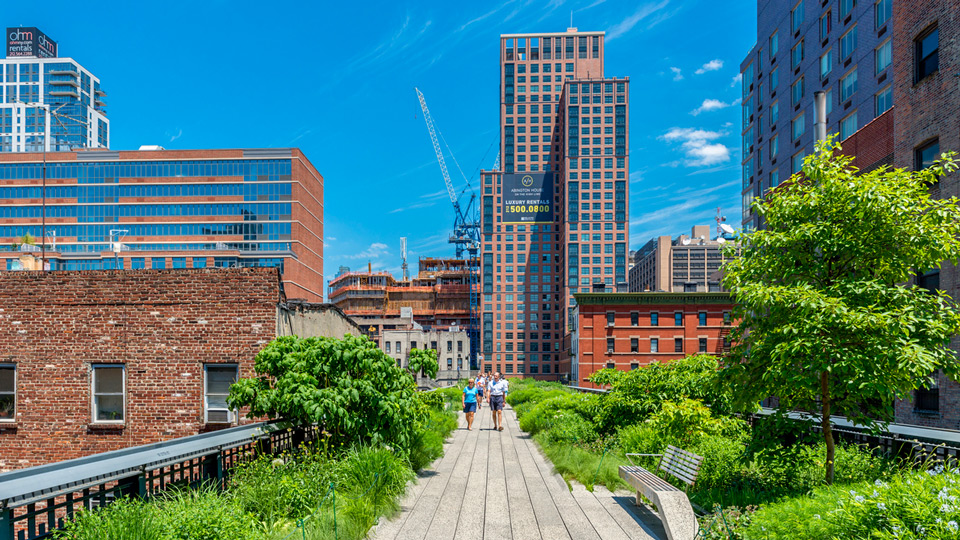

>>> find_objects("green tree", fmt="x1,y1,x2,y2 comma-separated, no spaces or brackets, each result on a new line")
721,140,960,484
407,347,439,380
227,334,426,453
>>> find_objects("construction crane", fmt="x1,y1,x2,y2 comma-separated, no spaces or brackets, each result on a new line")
415,87,481,370
400,237,409,281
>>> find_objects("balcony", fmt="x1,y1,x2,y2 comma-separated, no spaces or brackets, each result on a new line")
95,88,107,97
48,89,79,98
48,69,78,76
48,79,79,87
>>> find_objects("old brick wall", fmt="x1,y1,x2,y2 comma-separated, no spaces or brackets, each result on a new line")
839,109,894,173
0,267,280,471
892,0,960,430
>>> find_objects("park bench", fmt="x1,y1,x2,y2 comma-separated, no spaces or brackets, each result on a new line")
619,445,703,540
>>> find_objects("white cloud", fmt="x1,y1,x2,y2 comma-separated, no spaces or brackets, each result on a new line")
167,129,182,143
660,127,731,167
606,1,671,41
327,237,337,242
346,242,390,259
730,73,742,87
690,98,740,116
695,59,724,75
389,201,436,214
670,67,683,81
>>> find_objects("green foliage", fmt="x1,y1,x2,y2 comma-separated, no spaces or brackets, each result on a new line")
743,466,960,539
409,408,457,471
228,335,425,454
407,348,439,379
230,443,336,522
517,393,598,437
535,432,630,492
591,355,732,433
645,398,745,448
55,498,168,540
721,141,960,482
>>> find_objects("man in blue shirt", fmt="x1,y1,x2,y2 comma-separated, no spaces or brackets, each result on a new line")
487,372,509,431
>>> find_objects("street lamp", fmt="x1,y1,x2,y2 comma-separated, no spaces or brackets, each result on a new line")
457,354,462,383
15,100,87,271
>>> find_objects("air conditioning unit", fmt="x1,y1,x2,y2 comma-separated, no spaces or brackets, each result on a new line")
206,409,234,424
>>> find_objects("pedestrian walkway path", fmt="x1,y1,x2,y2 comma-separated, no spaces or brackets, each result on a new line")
372,405,667,540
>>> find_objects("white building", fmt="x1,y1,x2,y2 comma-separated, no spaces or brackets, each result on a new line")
382,327,474,386
1,28,109,152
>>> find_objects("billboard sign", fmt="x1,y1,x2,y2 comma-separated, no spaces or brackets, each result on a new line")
502,173,554,224
7,27,58,58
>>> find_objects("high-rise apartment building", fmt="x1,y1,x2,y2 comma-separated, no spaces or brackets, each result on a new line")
740,0,894,229
2,27,109,152
0,147,324,300
480,28,630,379
629,226,725,293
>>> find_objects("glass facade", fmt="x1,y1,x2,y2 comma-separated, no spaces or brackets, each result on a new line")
0,154,316,295
1,58,109,152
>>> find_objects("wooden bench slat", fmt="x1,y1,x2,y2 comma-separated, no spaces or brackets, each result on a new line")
666,445,704,462
660,457,701,477
619,465,679,493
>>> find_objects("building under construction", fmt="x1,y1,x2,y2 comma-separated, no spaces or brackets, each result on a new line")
328,257,478,364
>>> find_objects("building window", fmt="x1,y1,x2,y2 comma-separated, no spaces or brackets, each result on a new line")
792,112,805,140
820,50,832,78
92,365,125,423
630,363,640,371
193,258,207,268
875,86,892,116
791,40,804,69
792,150,806,173
674,312,683,326
723,311,731,324
840,111,858,140
915,139,940,171
651,338,659,353
699,338,708,353
875,0,891,28
0,364,14,421
791,77,804,106
698,312,707,326
876,39,892,74
505,364,514,374
917,269,941,293
606,312,615,326
630,312,639,326
770,135,779,161
650,312,659,326
131,258,145,270
914,378,939,413
631,338,639,352
205,364,238,423
916,26,939,82
674,338,683,353
770,101,779,124
820,11,832,41
840,69,858,102
840,26,857,60
607,338,615,353
151,258,166,270
770,31,779,56
396,341,402,354
771,67,779,91
840,0,855,18
791,1,804,33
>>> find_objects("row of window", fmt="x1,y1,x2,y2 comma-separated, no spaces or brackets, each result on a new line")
606,337,712,354
504,35,601,61
0,159,293,182
383,340,464,354
0,364,238,424
481,363,554,375
0,182,292,201
0,222,292,242
605,311,731,327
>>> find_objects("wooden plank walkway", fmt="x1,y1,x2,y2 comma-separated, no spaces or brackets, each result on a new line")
372,405,667,540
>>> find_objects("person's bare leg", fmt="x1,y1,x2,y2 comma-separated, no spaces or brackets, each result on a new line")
491,403,497,429
466,412,474,430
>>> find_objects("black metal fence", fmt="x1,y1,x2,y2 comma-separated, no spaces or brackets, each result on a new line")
0,421,317,540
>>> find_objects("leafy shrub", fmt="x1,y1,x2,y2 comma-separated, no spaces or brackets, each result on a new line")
228,335,426,455
744,466,960,539
535,432,629,491
540,410,598,445
646,399,746,448
692,435,749,490
591,355,732,434
230,442,336,522
518,393,597,436
157,487,260,540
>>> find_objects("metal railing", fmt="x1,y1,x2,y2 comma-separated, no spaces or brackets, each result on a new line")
0,421,317,540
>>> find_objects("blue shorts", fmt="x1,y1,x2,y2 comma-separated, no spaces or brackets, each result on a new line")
478,388,484,397
463,402,477,413
490,395,505,411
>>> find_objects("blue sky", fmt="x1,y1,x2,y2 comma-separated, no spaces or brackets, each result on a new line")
7,0,755,287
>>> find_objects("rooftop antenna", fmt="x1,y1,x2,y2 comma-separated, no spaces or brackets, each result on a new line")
570,10,573,27
400,237,409,281
715,207,727,239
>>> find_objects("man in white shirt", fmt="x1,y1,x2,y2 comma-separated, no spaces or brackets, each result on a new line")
487,371,509,431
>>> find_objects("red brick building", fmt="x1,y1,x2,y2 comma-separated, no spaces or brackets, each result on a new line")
569,292,733,388
0,268,281,471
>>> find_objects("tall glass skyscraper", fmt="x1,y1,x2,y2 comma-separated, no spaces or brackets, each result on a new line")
480,28,630,380
1,27,109,152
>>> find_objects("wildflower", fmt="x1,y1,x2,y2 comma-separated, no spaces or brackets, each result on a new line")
873,490,880,497
814,514,821,519
850,490,858,496
878,503,886,511
942,504,955,513
855,495,865,503
948,521,959,533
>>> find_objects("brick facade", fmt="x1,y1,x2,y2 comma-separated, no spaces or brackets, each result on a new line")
570,293,734,388
892,0,960,429
839,108,894,173
0,268,281,471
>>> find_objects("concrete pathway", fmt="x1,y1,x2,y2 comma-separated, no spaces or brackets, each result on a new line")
372,405,666,540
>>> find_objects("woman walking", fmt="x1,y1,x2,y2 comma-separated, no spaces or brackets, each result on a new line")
462,378,480,431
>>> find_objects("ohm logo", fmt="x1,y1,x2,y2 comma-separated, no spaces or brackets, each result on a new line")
9,29,33,41
521,175,534,187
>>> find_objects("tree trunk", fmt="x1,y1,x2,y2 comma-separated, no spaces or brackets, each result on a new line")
821,371,835,485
